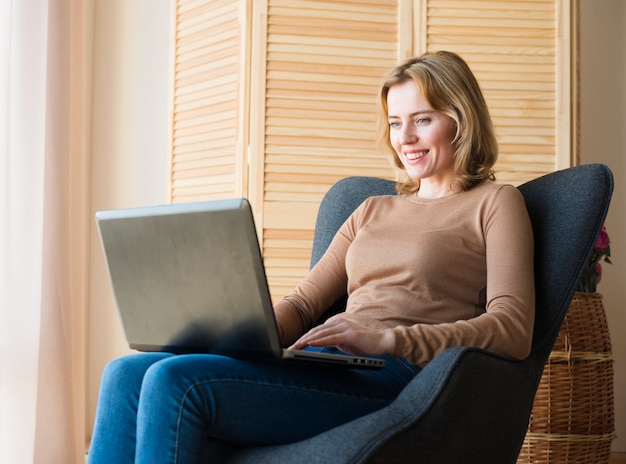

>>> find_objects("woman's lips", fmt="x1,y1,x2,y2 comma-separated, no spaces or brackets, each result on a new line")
404,150,428,161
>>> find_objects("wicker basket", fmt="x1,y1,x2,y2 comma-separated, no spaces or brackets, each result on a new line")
518,292,616,463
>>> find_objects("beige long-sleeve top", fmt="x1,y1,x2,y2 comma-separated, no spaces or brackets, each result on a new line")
273,182,535,366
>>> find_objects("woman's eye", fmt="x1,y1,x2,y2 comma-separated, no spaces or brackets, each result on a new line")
389,121,401,129
416,117,430,124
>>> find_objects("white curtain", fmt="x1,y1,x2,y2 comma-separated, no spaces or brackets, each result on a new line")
0,0,87,462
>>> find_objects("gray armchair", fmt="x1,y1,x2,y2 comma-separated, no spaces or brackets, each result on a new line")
216,163,613,463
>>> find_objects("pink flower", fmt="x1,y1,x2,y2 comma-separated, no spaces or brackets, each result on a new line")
577,223,612,293
595,225,610,252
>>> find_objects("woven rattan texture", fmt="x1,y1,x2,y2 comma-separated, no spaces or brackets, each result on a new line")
518,292,616,463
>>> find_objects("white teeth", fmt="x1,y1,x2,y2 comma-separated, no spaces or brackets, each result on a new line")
406,152,426,160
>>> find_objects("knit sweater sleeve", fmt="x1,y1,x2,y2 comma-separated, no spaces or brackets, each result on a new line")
272,212,356,346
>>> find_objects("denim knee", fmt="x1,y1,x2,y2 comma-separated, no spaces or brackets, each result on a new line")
102,353,170,391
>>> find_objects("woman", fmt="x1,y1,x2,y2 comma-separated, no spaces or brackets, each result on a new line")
88,51,534,463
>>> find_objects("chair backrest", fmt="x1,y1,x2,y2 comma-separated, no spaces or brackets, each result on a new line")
517,164,613,371
310,165,614,377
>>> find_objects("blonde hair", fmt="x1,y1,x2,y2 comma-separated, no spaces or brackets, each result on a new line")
377,51,497,195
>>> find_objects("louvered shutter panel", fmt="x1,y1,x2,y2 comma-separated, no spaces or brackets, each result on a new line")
422,0,572,185
171,0,246,203
255,0,402,299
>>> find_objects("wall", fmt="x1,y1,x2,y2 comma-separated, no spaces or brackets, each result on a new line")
580,0,626,453
86,0,172,443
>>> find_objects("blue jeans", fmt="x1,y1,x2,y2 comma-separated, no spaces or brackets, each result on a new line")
87,348,420,464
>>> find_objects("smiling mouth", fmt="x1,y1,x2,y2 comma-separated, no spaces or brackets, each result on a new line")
405,151,427,161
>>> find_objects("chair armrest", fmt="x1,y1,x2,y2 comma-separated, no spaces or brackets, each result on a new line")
225,347,538,464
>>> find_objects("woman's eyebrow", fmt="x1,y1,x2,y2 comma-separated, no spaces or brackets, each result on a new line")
387,109,436,119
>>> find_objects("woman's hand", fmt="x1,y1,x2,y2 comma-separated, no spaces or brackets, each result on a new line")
289,314,396,357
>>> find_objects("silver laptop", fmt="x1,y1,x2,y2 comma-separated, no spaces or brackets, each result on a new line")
95,199,385,369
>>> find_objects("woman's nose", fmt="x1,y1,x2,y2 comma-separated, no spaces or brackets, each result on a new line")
399,125,417,144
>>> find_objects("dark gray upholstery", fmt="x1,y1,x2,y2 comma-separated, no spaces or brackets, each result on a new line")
215,164,613,464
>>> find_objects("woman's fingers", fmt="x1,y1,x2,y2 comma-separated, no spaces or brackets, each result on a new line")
289,316,394,356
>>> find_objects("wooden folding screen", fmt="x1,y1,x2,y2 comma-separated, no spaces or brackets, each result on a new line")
170,0,576,299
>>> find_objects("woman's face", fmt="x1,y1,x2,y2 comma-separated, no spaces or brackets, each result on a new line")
387,80,458,196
